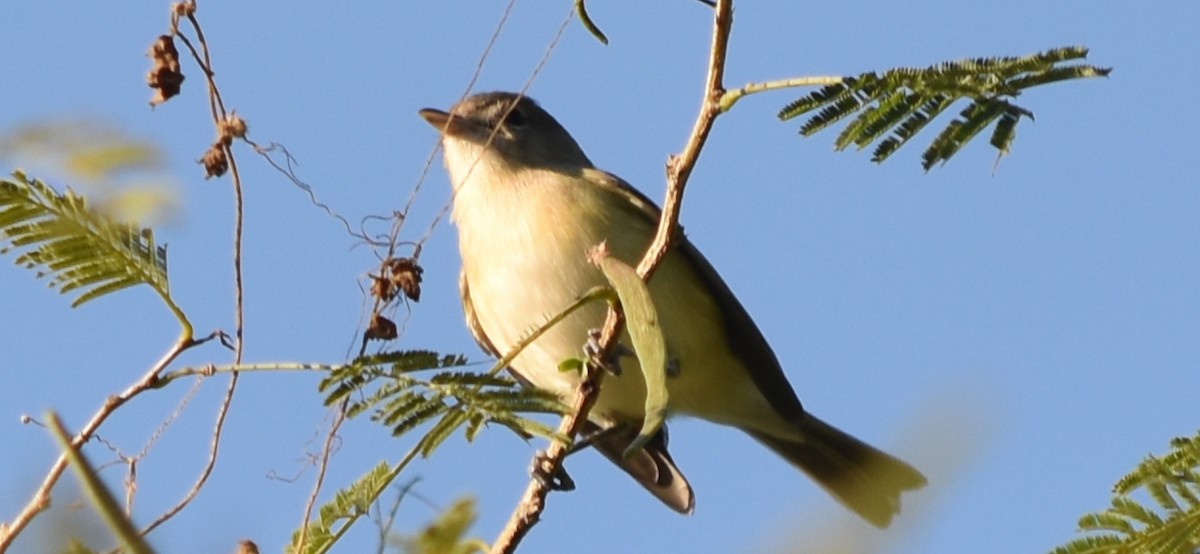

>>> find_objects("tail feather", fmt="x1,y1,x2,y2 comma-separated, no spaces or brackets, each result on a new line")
747,415,926,528
587,422,695,514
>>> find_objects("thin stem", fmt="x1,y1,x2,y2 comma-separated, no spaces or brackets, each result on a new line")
719,75,846,112
635,0,733,281
484,286,613,378
132,370,237,539
290,445,424,554
153,362,337,388
47,414,154,554
296,400,348,554
0,336,194,551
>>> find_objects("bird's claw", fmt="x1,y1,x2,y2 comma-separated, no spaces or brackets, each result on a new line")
585,328,629,376
532,450,576,491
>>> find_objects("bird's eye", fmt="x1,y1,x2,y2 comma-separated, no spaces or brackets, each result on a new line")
503,109,527,129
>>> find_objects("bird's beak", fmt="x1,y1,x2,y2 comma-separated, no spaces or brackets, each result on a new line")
419,108,485,140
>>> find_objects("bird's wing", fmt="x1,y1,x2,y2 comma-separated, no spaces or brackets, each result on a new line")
460,268,501,359
585,168,808,422
463,249,694,513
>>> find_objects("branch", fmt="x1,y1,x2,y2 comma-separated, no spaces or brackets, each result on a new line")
489,0,736,552
0,333,202,550
47,413,153,554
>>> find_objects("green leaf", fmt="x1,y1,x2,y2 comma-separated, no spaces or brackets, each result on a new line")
289,461,399,554
777,46,1109,169
921,100,1008,170
1050,431,1200,554
319,348,566,452
0,172,171,309
558,357,585,374
589,243,668,457
419,408,470,457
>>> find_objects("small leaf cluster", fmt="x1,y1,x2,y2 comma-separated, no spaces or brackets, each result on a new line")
320,350,567,457
289,461,395,554
1051,431,1200,554
0,171,169,307
778,46,1110,170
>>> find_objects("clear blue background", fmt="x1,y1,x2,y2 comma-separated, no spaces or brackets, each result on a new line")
2,2,1197,553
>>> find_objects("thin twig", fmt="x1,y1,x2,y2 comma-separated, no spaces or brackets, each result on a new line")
636,0,733,280
132,370,238,540
250,141,372,244
489,1,736,552
412,3,573,257
124,1,248,540
393,0,519,260
373,478,420,554
718,75,846,112
153,362,336,388
47,413,154,554
0,335,195,551
295,400,348,553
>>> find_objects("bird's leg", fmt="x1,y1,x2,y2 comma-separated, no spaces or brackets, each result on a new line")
584,328,632,376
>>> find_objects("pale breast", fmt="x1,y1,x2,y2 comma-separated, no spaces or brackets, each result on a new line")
451,166,785,432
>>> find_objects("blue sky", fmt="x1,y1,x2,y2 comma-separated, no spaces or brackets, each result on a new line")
2,2,1198,553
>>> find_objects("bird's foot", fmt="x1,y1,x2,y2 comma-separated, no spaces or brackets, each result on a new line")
531,450,576,491
584,328,631,376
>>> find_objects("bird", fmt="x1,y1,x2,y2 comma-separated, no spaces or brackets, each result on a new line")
419,91,926,527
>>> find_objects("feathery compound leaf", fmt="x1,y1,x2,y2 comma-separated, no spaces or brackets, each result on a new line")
1049,534,1125,554
921,100,1009,170
320,348,566,457
1051,431,1200,554
289,461,397,554
872,94,954,163
799,94,869,137
471,389,563,414
779,81,856,120
843,91,919,151
0,172,170,308
419,408,471,457
383,395,447,437
777,46,1109,169
319,350,468,400
1110,496,1165,527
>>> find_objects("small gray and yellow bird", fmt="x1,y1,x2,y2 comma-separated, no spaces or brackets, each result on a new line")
420,91,926,527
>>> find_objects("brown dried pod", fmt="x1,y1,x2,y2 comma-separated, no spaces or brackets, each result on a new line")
365,314,398,341
386,257,424,302
147,35,184,106
200,143,228,178
370,273,396,303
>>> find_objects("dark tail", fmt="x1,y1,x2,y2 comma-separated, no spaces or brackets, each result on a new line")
747,415,926,528
587,422,695,514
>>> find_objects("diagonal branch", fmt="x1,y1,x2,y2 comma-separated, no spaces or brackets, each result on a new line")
0,331,219,551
